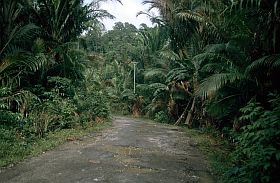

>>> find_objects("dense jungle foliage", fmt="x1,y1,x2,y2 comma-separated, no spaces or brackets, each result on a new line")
1,0,280,182
0,0,114,166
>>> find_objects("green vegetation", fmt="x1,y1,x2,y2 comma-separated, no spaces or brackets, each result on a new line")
0,122,110,167
0,0,115,167
81,0,279,182
1,0,280,182
185,128,232,182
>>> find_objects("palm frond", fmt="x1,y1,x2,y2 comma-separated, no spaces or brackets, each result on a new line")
204,43,226,53
1,47,47,87
12,24,39,44
149,83,167,89
89,9,115,20
200,63,225,73
153,84,168,99
20,53,48,72
48,42,87,80
137,11,163,25
198,72,244,97
246,54,280,75
160,49,181,61
166,67,193,82
1,24,39,56
176,11,203,22
144,68,167,83
206,93,241,120
121,89,136,101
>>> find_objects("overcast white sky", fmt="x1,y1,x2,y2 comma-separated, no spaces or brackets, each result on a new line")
85,0,157,30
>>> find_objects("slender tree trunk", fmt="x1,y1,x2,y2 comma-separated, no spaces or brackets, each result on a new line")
174,99,191,125
185,97,196,127
185,70,199,127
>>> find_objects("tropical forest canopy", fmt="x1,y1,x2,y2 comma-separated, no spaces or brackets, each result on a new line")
1,0,280,182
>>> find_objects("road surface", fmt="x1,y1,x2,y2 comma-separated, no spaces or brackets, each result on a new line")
0,116,213,183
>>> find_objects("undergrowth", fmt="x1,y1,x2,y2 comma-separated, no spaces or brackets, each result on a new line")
0,122,111,168
184,128,232,182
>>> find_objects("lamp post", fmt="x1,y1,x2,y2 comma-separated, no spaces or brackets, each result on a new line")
131,61,138,93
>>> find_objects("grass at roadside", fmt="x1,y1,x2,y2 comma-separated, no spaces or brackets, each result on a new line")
183,128,232,182
0,121,111,168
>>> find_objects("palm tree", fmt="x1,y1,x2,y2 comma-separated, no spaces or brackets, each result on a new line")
196,0,280,123
142,0,224,52
0,0,47,88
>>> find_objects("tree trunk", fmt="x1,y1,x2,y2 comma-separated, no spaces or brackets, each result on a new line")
174,99,191,125
185,97,196,127
132,103,141,117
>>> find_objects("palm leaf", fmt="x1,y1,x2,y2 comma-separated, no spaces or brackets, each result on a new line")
0,24,39,55
200,63,225,73
176,11,203,22
198,71,245,97
13,24,39,44
121,89,136,101
246,54,280,75
160,49,181,61
166,67,193,82
144,68,167,83
153,85,168,99
149,83,167,89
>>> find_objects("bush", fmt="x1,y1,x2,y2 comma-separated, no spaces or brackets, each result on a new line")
28,91,78,137
75,90,110,125
90,91,110,119
0,111,24,129
47,76,75,98
226,94,280,183
154,111,170,123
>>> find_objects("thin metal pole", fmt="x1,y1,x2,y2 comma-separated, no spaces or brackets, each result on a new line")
131,62,137,94
133,63,136,93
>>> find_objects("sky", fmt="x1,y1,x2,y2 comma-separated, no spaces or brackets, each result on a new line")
85,0,157,30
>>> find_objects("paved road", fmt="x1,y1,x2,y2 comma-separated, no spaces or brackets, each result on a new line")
0,116,213,183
